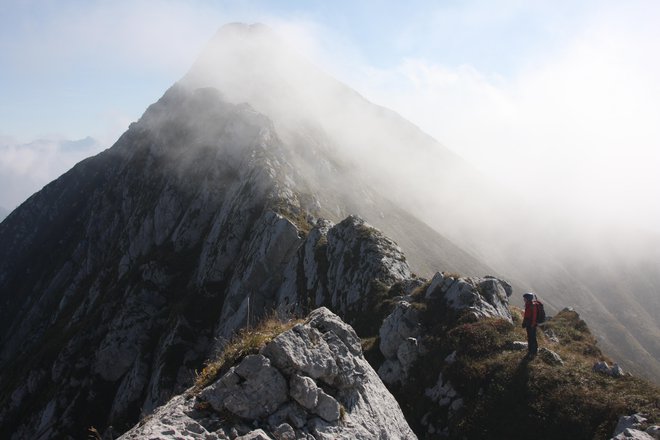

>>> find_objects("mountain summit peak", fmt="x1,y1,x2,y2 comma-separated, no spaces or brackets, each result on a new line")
182,21,312,105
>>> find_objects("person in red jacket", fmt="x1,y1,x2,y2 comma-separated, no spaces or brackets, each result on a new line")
522,292,539,357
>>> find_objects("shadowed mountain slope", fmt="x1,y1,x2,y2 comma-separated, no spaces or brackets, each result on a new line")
0,22,658,439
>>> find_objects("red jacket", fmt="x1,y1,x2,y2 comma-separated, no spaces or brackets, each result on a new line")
523,300,539,327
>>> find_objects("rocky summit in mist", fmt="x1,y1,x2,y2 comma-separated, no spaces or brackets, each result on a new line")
0,23,659,440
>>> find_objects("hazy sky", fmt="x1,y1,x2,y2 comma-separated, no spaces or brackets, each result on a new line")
1,0,659,233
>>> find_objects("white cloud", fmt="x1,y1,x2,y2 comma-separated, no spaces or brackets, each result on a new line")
0,136,102,209
349,6,660,233
2,0,658,233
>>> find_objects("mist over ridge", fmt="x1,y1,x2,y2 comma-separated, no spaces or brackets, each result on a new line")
171,22,660,381
1,7,660,437
0,21,657,382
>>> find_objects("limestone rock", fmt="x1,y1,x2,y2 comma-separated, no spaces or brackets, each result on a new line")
611,363,625,378
119,307,416,439
200,355,288,419
117,395,218,440
275,217,414,327
611,429,655,440
609,413,660,440
379,302,421,359
543,327,560,343
261,324,339,384
289,374,318,410
594,361,612,375
594,361,627,378
273,423,296,440
314,390,340,422
378,301,423,384
236,430,273,440
324,216,412,315
539,348,564,366
424,273,512,322
646,426,660,439
425,373,460,409
614,414,648,436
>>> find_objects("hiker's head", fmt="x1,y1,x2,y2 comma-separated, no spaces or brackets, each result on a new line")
523,292,534,302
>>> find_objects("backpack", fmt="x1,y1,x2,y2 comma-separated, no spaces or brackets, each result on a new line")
536,300,546,324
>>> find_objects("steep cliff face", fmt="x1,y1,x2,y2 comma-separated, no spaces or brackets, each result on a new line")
0,85,297,438
0,79,460,437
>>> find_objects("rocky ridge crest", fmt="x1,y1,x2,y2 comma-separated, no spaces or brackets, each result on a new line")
1,25,659,440
119,308,415,440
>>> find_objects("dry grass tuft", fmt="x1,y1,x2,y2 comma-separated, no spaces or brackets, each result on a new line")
190,313,303,395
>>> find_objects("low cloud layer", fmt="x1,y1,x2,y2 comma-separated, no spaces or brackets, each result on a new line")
0,136,102,211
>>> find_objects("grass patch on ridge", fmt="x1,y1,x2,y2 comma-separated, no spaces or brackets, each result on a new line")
190,314,303,395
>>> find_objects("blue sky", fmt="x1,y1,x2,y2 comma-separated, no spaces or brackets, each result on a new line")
0,0,593,140
1,0,659,232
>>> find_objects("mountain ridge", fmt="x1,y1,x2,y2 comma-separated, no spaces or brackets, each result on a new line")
0,81,499,438
0,22,659,439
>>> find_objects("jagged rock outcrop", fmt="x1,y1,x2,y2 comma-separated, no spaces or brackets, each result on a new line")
119,308,416,439
274,215,412,327
425,373,462,413
376,273,513,386
0,65,437,437
424,272,513,322
0,22,502,439
611,413,660,440
378,301,423,385
594,361,627,378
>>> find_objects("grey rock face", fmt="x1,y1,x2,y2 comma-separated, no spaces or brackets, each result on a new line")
324,216,412,313
647,426,660,439
425,272,513,322
614,414,648,436
201,355,288,419
289,374,319,409
378,300,424,385
274,216,414,334
236,430,274,440
262,324,340,383
611,429,655,440
594,361,612,374
273,423,296,440
314,390,340,422
0,81,423,438
610,413,660,440
594,361,627,378
539,348,564,366
425,373,460,409
120,307,416,440
377,273,514,386
0,85,304,438
379,301,421,359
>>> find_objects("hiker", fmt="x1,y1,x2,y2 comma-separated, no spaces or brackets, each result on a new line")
522,292,539,357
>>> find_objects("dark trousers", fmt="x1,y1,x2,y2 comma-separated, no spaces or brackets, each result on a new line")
526,326,538,354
